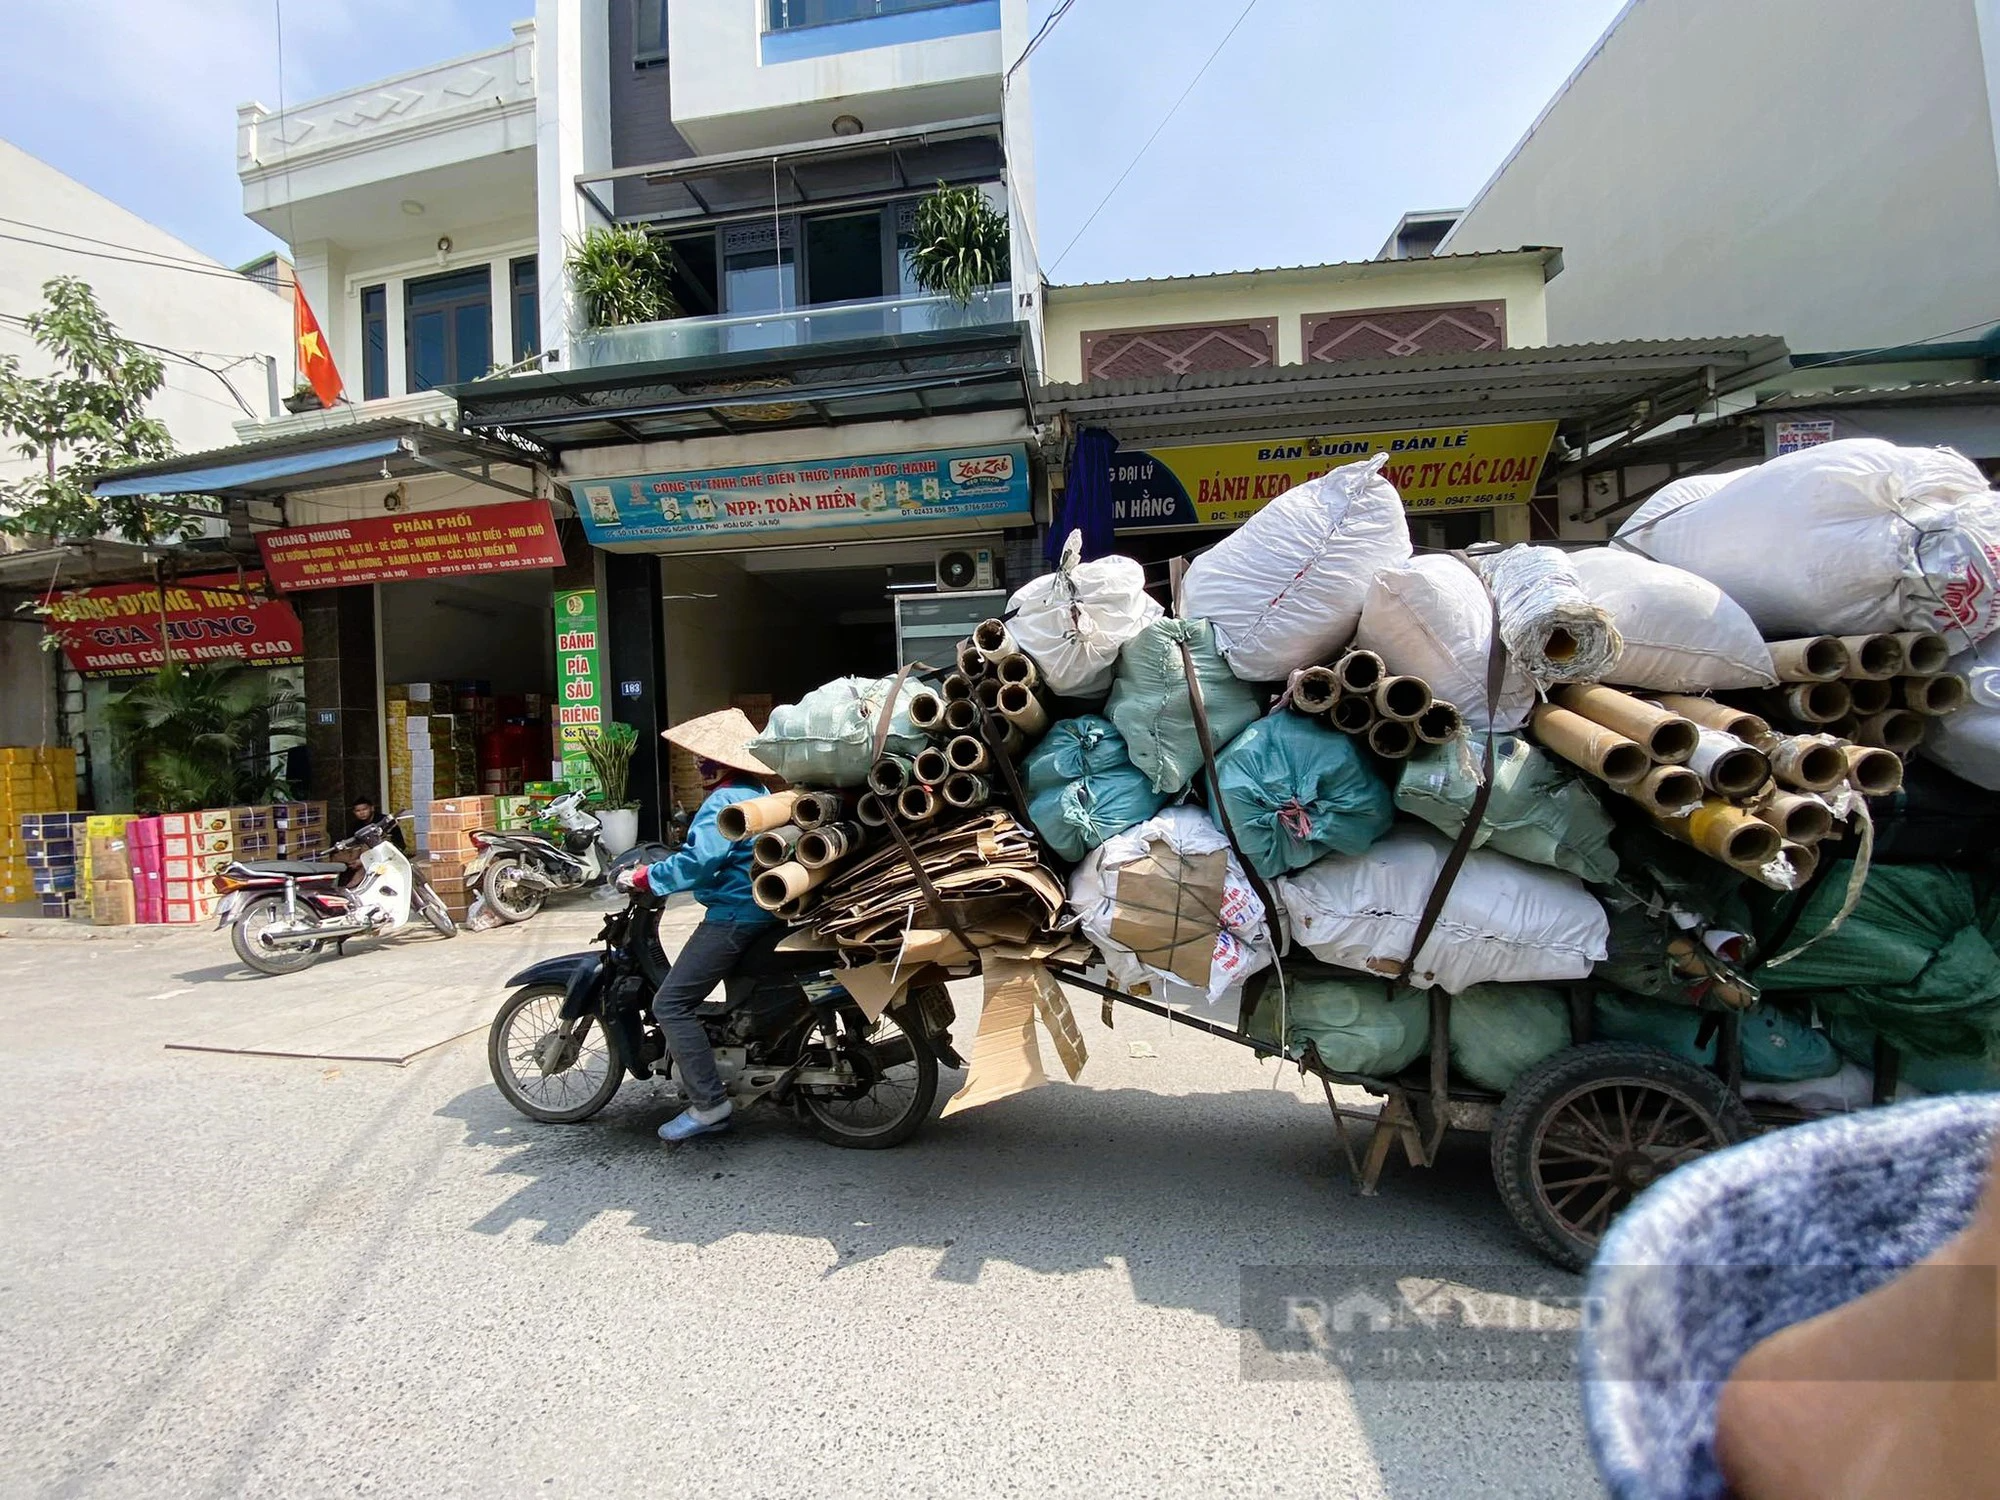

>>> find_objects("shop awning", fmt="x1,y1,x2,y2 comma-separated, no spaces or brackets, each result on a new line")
452,323,1035,451
1038,336,1793,450
90,419,547,501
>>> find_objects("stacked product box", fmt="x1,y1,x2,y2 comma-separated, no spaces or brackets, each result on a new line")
423,794,495,921
80,813,131,887
87,824,135,926
125,816,165,923
494,795,534,831
0,745,78,905
233,805,276,862
22,812,87,917
159,809,234,924
386,689,413,823
274,802,328,858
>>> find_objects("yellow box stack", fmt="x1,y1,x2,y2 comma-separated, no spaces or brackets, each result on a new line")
2,746,78,910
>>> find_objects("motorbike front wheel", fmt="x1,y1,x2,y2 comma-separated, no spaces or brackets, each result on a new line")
230,893,323,976
797,999,940,1150
488,984,622,1123
481,859,548,924
415,882,458,937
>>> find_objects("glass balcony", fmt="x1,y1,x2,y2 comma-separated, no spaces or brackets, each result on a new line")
766,0,982,31
570,287,1013,369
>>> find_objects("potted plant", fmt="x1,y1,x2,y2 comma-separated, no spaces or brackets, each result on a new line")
579,722,642,854
283,382,322,415
565,225,682,329
107,663,302,813
907,182,1011,307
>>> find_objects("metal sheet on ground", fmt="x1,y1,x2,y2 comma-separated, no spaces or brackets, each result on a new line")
163,979,495,1065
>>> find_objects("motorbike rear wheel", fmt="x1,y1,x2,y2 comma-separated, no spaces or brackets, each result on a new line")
797,997,940,1150
481,859,547,924
231,893,322,976
488,984,623,1123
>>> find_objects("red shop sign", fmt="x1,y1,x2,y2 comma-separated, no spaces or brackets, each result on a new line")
42,573,305,679
257,498,566,591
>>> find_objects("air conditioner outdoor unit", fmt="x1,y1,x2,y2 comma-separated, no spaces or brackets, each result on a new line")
935,546,996,592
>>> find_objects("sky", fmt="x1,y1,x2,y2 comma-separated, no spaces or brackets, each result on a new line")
1,0,1627,280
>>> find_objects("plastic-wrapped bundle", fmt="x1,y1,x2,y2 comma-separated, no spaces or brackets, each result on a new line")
1276,826,1609,994
1921,649,2000,790
1395,734,1619,885
1068,806,1273,1029
1593,993,1840,1084
748,676,927,787
1613,438,2000,650
1448,985,1571,1091
1353,556,1538,732
1179,455,1413,682
1006,531,1163,698
1106,618,1261,794
1212,713,1395,879
1247,973,1430,1075
1475,546,1623,688
1024,717,1165,863
1567,547,1777,692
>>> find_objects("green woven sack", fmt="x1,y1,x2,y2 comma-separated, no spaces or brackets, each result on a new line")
1106,619,1261,795
1397,734,1618,885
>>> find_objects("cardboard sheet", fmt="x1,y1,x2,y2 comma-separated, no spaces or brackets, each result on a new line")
940,960,1048,1116
1107,842,1229,988
1029,967,1089,1082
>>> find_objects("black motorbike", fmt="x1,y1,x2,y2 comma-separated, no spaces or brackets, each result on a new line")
486,889,963,1148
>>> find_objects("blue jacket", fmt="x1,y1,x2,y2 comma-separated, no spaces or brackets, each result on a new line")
644,782,776,926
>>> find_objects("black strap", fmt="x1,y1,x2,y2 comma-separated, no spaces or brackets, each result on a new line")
870,662,921,766
1393,557,1505,985
1175,633,1280,922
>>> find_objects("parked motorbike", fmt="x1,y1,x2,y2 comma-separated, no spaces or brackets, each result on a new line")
487,887,962,1147
217,814,457,976
467,789,661,923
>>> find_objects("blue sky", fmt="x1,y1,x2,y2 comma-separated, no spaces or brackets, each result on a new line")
2,0,1625,279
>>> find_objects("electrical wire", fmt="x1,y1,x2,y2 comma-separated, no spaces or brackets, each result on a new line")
0,214,260,277
1048,0,1263,276
1005,0,1080,84
0,230,281,287
0,311,262,419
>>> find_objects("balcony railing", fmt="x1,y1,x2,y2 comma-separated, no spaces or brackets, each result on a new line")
765,0,982,32
570,287,1013,369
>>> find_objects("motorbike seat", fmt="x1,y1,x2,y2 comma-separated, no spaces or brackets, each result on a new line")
242,859,349,877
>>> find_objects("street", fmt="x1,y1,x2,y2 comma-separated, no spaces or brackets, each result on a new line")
0,898,1594,1499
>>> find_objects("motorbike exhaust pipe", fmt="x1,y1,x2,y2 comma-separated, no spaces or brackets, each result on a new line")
262,915,372,942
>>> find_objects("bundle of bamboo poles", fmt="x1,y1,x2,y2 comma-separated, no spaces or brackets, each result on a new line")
709,787,877,918
934,617,1050,755
1529,682,1872,892
1753,630,1965,755
1286,648,1463,760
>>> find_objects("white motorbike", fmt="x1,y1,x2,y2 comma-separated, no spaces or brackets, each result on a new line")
217,815,456,976
465,789,662,924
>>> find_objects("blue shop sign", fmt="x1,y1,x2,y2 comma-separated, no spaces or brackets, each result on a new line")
575,444,1033,545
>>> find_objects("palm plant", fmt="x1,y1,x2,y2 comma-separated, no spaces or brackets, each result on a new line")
107,664,302,812
908,183,1010,306
579,722,639,809
566,226,682,329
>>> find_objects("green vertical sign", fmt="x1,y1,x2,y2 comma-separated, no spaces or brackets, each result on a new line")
554,588,604,796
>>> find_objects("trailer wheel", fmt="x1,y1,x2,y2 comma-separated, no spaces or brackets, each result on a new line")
1490,1041,1754,1273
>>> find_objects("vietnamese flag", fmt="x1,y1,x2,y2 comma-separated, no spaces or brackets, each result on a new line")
294,286,346,408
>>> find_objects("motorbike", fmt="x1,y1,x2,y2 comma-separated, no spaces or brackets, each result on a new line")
487,887,963,1148
466,789,662,924
216,814,457,976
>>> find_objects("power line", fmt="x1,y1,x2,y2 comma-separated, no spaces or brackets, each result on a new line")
1048,0,1263,276
1006,0,1080,84
0,310,263,419
0,214,253,277
0,230,275,287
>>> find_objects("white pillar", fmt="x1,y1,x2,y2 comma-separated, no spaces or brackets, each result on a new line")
999,0,1045,373
535,0,612,369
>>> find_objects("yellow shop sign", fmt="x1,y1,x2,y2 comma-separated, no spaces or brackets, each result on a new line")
1107,421,1558,529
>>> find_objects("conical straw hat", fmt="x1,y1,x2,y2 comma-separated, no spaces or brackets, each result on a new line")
661,707,774,777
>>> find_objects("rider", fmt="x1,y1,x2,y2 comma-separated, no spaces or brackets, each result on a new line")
612,708,777,1143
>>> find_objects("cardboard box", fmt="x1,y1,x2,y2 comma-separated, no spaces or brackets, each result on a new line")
85,814,132,838
88,835,130,880
191,808,233,835
190,830,235,856
163,851,233,881
38,893,73,918
91,878,136,926
233,805,274,835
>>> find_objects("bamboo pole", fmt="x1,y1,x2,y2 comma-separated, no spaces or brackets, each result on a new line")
1336,649,1385,696
906,690,945,733
1900,674,1969,715
1842,744,1904,796
896,783,941,824
998,682,1049,736
1367,717,1417,759
996,653,1039,689
1329,695,1376,735
1530,704,1651,786
974,619,1016,662
1779,840,1819,890
943,698,981,734
942,772,990,809
1768,736,1849,793
1550,684,1699,764
1687,728,1771,798
1657,798,1784,872
753,861,830,911
956,641,988,679
1856,710,1926,755
1651,694,1771,744
752,825,802,869
791,790,842,830
1837,633,1905,680
1414,700,1463,745
941,673,974,702
1293,666,1341,716
1373,675,1433,723
1751,790,1834,845
1844,678,1893,717
716,790,803,841
797,822,861,870
1892,631,1952,677
866,755,915,797
1768,636,1849,682
912,747,951,786
855,793,889,828
1763,680,1852,724
974,677,1004,711
1624,765,1705,815
946,735,991,773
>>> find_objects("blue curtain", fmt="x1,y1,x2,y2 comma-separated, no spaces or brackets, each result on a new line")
1048,426,1118,565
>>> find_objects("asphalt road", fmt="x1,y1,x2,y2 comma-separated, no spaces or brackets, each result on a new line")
0,901,1598,1499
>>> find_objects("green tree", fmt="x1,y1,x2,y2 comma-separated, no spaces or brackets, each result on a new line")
107,663,302,813
0,276,209,545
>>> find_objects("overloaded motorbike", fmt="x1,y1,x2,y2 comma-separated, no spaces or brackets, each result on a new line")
217,813,456,975
466,789,661,923
487,885,962,1147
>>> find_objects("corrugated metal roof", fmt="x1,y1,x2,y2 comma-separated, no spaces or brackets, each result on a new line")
1752,380,2000,412
88,416,540,496
1038,336,1791,448
1044,247,1562,294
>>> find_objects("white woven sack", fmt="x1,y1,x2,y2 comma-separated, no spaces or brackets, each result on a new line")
1569,547,1777,692
1007,531,1163,698
1352,555,1537,732
1179,455,1412,682
1068,805,1272,1021
1614,439,2000,650
1620,470,1735,535
1275,826,1608,995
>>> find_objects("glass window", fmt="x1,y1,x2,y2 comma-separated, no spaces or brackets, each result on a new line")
804,211,885,305
766,0,978,31
405,267,492,390
634,0,668,64
723,248,797,350
360,284,387,400
510,257,539,364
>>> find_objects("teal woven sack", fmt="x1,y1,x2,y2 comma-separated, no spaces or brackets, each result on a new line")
1106,619,1261,795
1213,713,1394,879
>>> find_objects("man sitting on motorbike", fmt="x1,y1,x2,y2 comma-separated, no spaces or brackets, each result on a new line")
612,708,777,1143
349,797,406,851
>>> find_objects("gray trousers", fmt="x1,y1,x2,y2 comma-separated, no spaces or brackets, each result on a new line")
651,917,769,1110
